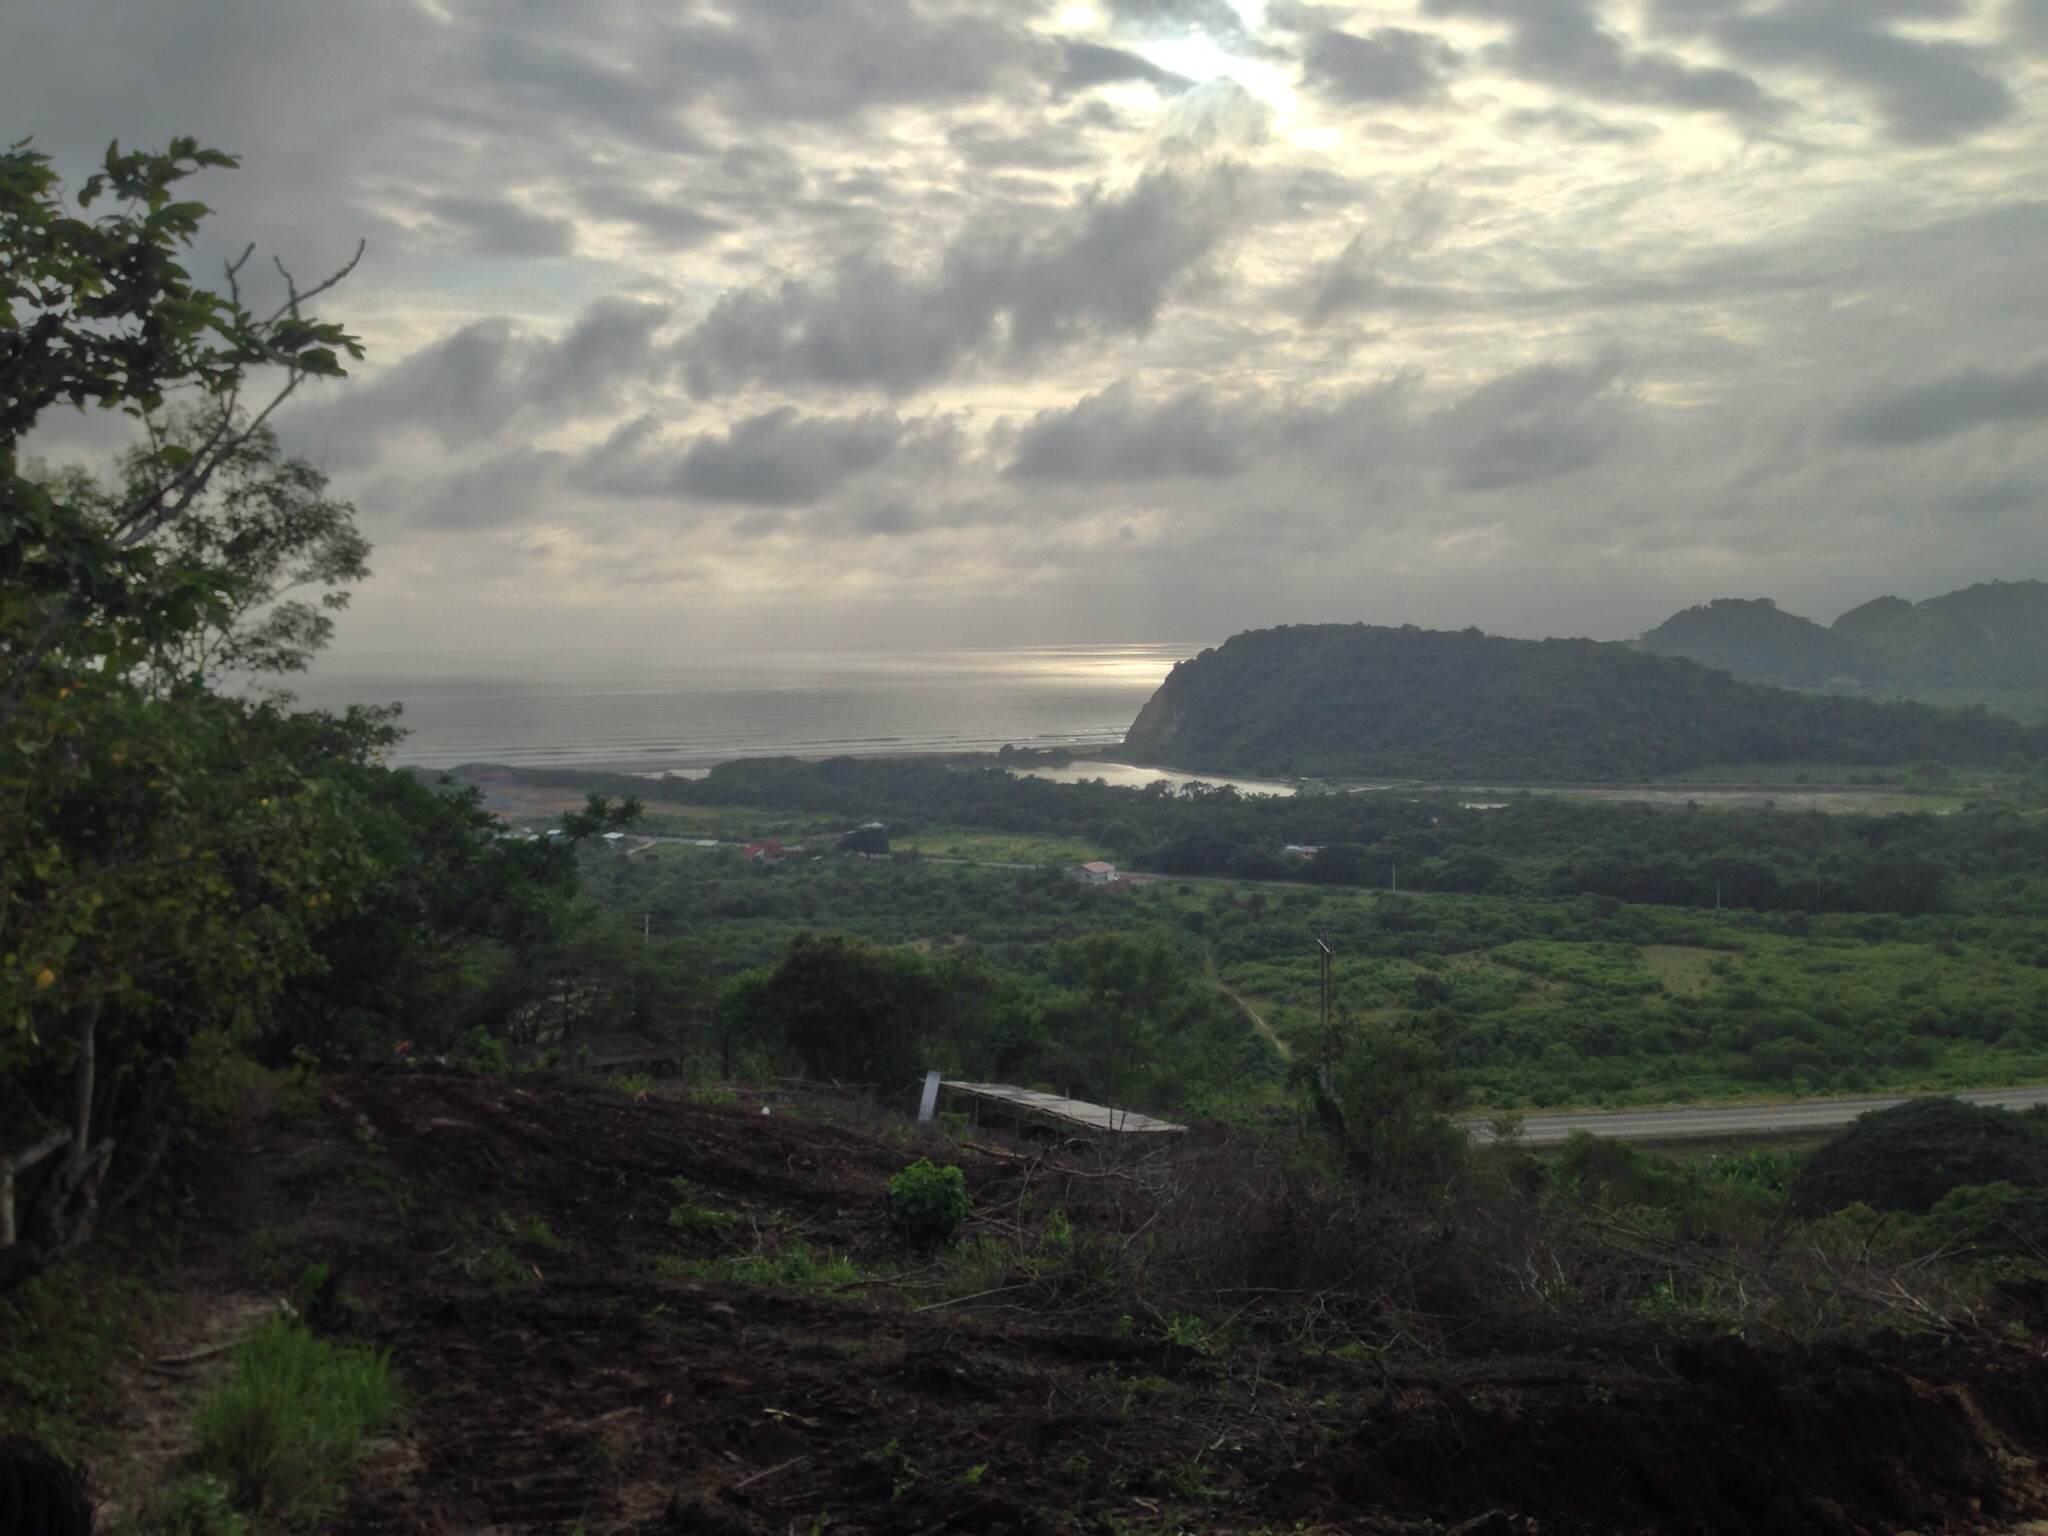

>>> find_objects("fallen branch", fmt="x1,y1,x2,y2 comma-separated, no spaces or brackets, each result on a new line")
730,1454,808,1492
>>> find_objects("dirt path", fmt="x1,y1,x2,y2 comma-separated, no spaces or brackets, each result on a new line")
1214,976,1292,1061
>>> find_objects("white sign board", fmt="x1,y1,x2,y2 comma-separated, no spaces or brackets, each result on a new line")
917,1070,942,1123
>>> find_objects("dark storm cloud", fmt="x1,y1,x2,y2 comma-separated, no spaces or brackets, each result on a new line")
1302,28,1464,104
422,195,578,259
1435,355,1630,490
676,408,907,505
1058,41,1193,95
1006,383,1248,479
678,168,1241,397
303,298,672,454
1838,359,2048,446
1500,105,1659,142
1421,0,1782,122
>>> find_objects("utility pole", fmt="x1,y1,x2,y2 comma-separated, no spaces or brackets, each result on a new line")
643,912,651,947
1312,926,1335,1068
1390,858,1398,894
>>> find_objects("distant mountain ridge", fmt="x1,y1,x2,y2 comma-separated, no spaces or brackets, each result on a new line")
1120,622,2047,781
1639,581,2048,710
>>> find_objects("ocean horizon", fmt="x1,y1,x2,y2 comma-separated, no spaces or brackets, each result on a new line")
273,643,1212,772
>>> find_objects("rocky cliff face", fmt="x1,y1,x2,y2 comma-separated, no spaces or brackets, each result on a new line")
1121,661,1194,760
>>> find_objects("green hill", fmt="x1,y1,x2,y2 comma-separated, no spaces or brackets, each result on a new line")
1120,623,2047,781
1835,581,2048,693
1639,598,1879,690
1639,580,2048,714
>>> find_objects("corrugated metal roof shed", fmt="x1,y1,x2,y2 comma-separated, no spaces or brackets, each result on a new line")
941,1081,1186,1135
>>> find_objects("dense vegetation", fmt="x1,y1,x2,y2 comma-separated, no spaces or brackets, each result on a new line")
1117,622,2048,780
549,843,2048,1112
1642,581,2048,715
605,754,2048,918
0,140,630,1294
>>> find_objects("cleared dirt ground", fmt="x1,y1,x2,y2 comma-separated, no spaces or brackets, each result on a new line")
160,1071,2048,1534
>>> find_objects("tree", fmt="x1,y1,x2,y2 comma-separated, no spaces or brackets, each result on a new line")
756,933,938,1090
1,139,381,1289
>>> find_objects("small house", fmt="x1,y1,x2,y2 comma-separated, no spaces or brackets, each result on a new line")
744,838,787,862
1071,860,1118,885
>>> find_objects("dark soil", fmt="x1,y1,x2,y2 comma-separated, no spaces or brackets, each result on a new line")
192,1071,2048,1535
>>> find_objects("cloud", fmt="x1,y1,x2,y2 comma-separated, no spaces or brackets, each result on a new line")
1422,0,1781,122
301,297,671,455
389,446,570,532
421,195,577,258
1838,359,2048,446
1305,184,1450,324
677,168,1241,397
1006,382,1249,479
1105,0,1248,41
573,183,730,247
1302,28,1464,104
1433,354,1631,490
1707,0,2016,145
1058,41,1192,95
2017,0,2048,48
676,408,908,505
1499,105,1658,142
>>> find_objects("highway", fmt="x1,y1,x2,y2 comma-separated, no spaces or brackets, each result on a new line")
1472,1086,2048,1146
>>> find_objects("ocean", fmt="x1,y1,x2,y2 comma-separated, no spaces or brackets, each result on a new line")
275,644,1209,773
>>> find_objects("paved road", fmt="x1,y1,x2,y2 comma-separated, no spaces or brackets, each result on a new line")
1472,1086,2048,1146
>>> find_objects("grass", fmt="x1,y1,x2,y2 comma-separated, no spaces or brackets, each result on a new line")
189,1316,399,1527
655,1241,865,1290
0,1257,162,1462
891,827,1103,866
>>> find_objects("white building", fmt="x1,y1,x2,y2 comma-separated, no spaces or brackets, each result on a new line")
1072,860,1118,885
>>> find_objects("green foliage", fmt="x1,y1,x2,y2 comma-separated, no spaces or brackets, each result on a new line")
454,1026,509,1074
189,1316,398,1526
1121,622,2047,780
1644,582,2048,709
1792,1097,2048,1215
668,1202,736,1240
754,932,940,1089
450,1243,533,1296
664,1241,864,1290
0,138,642,1294
0,1241,161,1459
1309,1023,1469,1195
148,1473,251,1536
887,1159,970,1247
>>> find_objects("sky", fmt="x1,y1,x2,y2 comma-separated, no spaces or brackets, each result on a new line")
6,0,2047,655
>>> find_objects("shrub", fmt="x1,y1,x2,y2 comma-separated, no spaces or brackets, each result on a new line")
1792,1097,2048,1215
150,1473,251,1536
191,1316,399,1525
887,1159,970,1247
454,1027,508,1074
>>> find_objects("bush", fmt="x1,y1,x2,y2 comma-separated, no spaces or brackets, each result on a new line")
887,1159,970,1247
190,1316,399,1525
454,1027,508,1074
1792,1097,2048,1215
150,1473,251,1536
